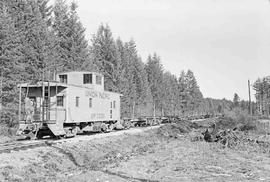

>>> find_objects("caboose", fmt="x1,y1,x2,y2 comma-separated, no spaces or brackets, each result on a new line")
17,71,122,138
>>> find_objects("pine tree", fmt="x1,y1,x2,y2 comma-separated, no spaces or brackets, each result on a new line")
145,53,164,115
253,77,270,115
233,93,240,107
217,104,223,114
162,72,176,115
127,40,152,117
91,24,120,92
177,70,203,116
115,38,131,117
53,0,90,73
0,0,25,125
115,38,152,117
0,0,56,125
36,0,52,26
116,39,151,117
20,0,55,81
185,70,203,113
178,71,188,116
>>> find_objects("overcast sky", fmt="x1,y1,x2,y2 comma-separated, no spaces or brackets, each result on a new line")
54,0,270,101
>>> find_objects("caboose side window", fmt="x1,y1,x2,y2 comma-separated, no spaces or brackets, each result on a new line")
89,98,92,108
59,75,67,83
76,97,79,107
113,101,116,109
57,96,64,107
83,74,92,84
96,75,102,85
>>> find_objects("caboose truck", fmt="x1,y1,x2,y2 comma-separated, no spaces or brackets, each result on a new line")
16,71,122,139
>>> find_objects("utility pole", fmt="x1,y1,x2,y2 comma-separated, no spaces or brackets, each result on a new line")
248,79,252,115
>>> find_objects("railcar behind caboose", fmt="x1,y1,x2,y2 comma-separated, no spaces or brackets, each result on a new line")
17,71,122,138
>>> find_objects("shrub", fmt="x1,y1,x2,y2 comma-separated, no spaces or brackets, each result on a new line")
220,108,257,131
0,125,17,137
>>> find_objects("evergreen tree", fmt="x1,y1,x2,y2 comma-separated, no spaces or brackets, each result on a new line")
178,71,188,115
185,70,203,113
253,77,270,115
162,72,178,115
178,70,203,116
233,93,240,107
0,1,28,124
145,53,164,115
53,0,90,73
217,104,223,114
91,24,119,91
36,0,52,26
0,1,26,125
115,39,152,117
129,40,152,117
0,0,56,125
21,0,55,81
115,38,131,117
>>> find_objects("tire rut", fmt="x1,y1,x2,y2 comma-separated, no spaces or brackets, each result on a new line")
101,169,160,182
49,145,83,167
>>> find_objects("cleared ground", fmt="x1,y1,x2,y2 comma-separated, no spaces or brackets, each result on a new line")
1,121,270,182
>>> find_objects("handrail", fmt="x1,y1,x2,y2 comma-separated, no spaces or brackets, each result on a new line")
20,108,66,123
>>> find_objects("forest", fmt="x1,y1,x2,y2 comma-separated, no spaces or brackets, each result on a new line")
0,0,251,126
253,76,270,116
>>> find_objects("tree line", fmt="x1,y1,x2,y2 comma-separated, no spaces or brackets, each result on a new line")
0,0,249,126
253,76,270,116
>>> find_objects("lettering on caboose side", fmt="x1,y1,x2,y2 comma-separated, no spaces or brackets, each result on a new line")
85,90,110,99
91,113,105,119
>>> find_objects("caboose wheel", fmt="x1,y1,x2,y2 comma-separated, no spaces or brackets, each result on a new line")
101,123,109,133
24,131,36,140
71,127,78,136
63,127,77,138
36,130,43,139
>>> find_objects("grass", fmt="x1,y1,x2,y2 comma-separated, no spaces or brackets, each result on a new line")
0,125,17,143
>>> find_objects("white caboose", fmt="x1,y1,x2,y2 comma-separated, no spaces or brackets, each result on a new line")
17,71,122,138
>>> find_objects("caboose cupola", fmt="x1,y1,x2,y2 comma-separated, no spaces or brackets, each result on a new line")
56,71,104,91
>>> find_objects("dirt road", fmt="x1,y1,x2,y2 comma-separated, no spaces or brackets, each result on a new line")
1,124,270,182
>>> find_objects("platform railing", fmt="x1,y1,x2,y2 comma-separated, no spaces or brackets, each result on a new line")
19,108,66,124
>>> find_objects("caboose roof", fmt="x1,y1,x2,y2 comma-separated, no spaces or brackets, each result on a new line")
57,71,103,76
18,81,122,96
18,81,67,88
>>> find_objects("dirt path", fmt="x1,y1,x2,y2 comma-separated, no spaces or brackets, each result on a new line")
1,125,270,181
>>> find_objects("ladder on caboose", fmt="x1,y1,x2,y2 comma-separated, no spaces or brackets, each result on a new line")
42,81,50,122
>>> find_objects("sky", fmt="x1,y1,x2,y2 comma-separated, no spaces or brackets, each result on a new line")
52,0,270,101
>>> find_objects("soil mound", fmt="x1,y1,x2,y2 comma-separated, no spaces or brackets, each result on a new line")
157,120,199,138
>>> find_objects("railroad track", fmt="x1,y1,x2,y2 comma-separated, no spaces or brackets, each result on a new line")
0,125,162,154
0,140,48,154
0,117,217,154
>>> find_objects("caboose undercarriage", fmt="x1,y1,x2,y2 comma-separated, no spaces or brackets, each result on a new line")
17,120,122,139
